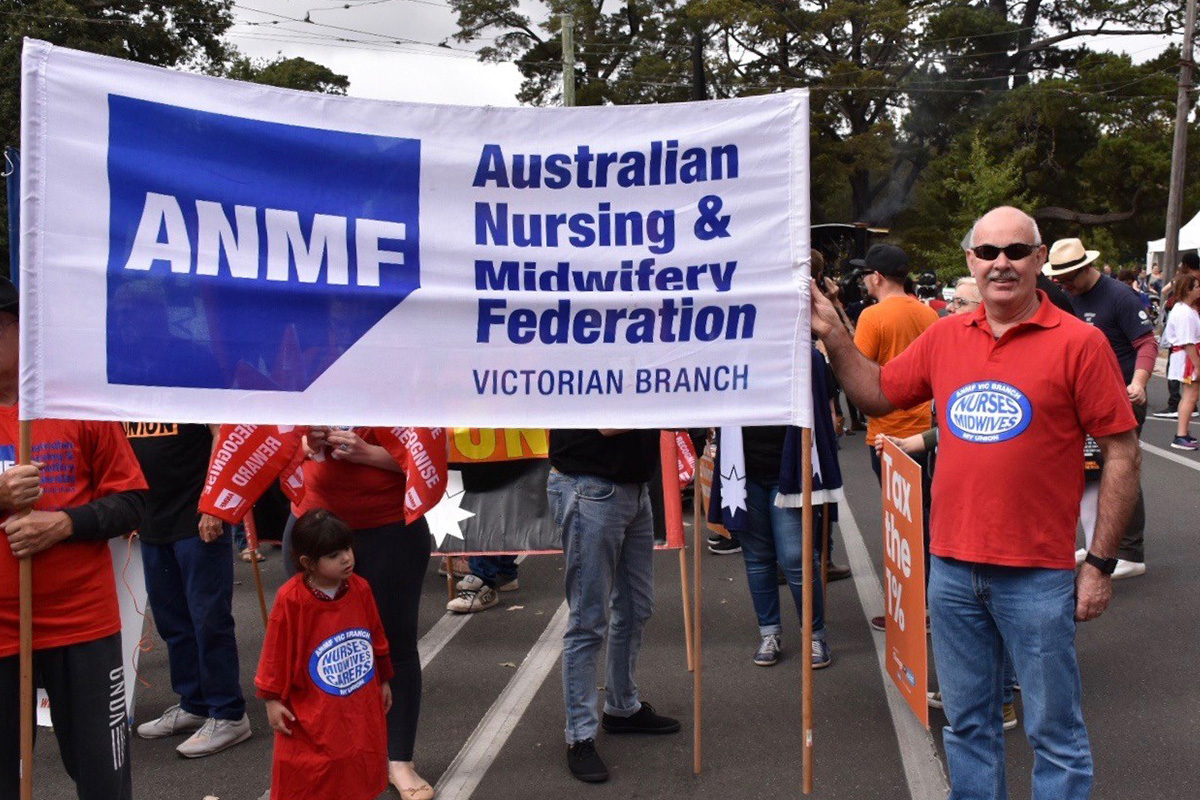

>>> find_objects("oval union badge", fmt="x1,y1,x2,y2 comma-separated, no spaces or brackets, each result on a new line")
946,381,1032,444
308,628,376,697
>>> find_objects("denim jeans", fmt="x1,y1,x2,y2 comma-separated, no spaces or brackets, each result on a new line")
469,555,518,587
548,469,655,745
929,556,1091,800
141,531,245,720
741,479,825,638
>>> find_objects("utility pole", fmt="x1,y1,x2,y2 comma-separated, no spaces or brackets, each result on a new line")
691,27,707,101
1165,0,1197,281
561,13,575,108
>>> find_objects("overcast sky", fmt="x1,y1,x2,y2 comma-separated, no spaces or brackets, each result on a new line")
227,1,1174,107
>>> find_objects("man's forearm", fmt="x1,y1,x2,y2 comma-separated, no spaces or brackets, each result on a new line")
62,490,146,542
1091,436,1140,558
822,327,894,417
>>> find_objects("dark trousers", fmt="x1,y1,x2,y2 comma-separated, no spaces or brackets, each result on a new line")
141,532,245,720
1117,403,1147,562
283,515,432,761
469,555,518,588
1167,379,1181,412
0,633,133,800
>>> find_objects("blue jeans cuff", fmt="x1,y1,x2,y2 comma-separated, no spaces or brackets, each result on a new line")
758,624,783,637
602,700,641,718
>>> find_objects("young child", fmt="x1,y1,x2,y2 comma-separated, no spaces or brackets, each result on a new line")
255,509,393,800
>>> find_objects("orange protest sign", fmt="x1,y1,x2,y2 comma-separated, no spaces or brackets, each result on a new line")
447,428,549,463
881,438,928,728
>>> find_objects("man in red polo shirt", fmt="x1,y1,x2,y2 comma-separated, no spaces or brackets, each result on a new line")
811,207,1140,800
0,278,148,800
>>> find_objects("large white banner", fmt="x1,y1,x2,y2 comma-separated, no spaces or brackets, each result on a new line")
19,40,811,428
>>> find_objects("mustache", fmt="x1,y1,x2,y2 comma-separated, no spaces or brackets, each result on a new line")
983,269,1019,282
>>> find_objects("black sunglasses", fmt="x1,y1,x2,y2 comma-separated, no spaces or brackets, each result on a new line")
970,243,1039,261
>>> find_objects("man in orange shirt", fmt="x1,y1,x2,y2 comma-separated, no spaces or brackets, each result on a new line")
852,243,940,479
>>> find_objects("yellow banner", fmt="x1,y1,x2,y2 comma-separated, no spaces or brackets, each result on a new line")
448,428,549,463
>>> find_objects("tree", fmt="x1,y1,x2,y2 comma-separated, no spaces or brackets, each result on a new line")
223,55,350,94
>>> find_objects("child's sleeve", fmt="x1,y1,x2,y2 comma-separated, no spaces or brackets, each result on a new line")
365,590,394,684
255,592,295,701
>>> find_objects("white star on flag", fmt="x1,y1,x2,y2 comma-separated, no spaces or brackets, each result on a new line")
424,470,475,548
720,463,748,515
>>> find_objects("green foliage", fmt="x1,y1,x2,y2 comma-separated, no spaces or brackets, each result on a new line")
223,56,349,95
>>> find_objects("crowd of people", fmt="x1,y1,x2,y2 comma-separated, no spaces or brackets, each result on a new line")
0,202,1181,800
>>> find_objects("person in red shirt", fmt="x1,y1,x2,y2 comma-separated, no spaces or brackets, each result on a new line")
811,208,1140,800
281,426,433,800
0,278,148,800
257,509,392,800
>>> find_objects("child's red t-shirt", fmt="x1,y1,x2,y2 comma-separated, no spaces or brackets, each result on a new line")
255,573,393,800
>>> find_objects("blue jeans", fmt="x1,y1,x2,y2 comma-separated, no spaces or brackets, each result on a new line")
929,556,1091,800
141,532,245,720
741,479,825,638
548,469,655,745
469,555,518,587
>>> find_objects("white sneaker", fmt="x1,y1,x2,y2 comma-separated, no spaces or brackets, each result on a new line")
1074,548,1087,567
446,586,499,613
456,573,519,593
1112,559,1146,579
175,715,251,758
136,704,205,739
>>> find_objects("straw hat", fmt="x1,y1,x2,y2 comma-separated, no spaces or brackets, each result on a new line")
1042,238,1100,277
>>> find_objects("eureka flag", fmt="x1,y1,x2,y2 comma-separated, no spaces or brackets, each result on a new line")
18,40,811,429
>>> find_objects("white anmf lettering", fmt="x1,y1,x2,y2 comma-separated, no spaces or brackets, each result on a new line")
123,192,407,287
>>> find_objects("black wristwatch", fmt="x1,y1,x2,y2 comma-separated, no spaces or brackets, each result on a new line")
1084,552,1118,575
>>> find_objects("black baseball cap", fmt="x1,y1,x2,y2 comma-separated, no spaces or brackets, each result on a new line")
849,243,910,279
0,277,16,317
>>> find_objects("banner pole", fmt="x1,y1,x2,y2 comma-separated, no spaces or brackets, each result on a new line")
801,428,814,794
18,420,33,800
821,501,831,594
692,484,703,775
445,556,455,601
242,511,269,627
681,503,695,673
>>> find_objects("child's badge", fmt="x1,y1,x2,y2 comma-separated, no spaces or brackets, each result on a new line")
309,628,376,696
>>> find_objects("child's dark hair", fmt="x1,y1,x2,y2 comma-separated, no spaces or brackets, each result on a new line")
291,508,353,573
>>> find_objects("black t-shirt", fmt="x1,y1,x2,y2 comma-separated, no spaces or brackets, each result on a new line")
1069,274,1154,383
549,429,659,483
122,422,212,544
742,426,786,483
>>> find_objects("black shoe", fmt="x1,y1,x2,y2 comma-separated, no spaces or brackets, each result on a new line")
601,702,681,735
1153,407,1180,418
707,537,742,555
567,738,609,783
706,534,722,546
826,562,852,582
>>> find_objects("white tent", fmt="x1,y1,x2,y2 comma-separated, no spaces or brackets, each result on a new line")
1146,210,1200,270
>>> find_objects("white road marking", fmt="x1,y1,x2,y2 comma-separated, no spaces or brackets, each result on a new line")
420,611,472,669
434,601,570,800
1140,440,1200,471
838,503,950,800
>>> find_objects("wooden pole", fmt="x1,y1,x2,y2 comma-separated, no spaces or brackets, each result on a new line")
445,556,455,601
242,512,269,627
18,421,33,800
560,13,576,108
820,501,831,595
1164,0,1198,281
801,428,814,794
680,545,694,673
692,480,703,775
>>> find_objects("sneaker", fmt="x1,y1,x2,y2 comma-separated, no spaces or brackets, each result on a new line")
437,556,470,577
567,738,609,783
457,573,519,593
601,701,681,735
1075,548,1087,566
811,638,831,669
927,691,943,709
754,634,781,666
826,562,852,582
176,715,251,758
706,534,722,546
1112,559,1146,579
1170,435,1199,450
707,537,742,555
446,586,499,613
136,704,205,739
1152,407,1179,418
1002,702,1018,731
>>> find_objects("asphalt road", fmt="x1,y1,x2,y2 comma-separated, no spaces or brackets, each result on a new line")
29,374,1199,800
